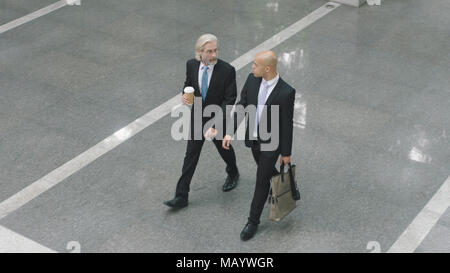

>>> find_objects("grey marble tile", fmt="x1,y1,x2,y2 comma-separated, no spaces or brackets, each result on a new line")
415,223,450,253
0,71,64,118
0,7,23,26
0,119,88,203
438,207,450,228
8,50,114,91
24,92,140,146
0,0,58,24
0,0,449,253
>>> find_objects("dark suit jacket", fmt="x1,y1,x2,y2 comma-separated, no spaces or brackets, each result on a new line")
229,73,296,156
182,58,237,137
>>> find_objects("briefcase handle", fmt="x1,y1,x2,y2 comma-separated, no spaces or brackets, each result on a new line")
280,163,301,201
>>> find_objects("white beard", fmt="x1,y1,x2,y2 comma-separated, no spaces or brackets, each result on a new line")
202,56,217,66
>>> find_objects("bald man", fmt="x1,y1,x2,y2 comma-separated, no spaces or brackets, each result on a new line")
223,51,296,241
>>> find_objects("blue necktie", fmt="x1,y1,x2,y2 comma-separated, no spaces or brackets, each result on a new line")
201,66,209,101
254,81,270,136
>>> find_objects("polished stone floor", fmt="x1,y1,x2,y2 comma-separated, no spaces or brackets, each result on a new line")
0,0,449,252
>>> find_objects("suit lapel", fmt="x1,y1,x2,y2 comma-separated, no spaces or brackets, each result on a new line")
194,59,220,101
193,60,201,94
206,62,219,99
265,78,282,106
251,76,282,106
204,60,223,101
251,77,263,105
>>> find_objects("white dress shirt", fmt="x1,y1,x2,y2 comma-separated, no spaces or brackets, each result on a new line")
254,73,280,137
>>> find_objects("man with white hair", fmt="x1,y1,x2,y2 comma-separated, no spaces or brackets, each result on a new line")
164,34,240,209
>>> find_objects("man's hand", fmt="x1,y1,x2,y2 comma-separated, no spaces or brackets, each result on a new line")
222,135,232,150
181,94,191,105
280,156,291,165
204,127,217,139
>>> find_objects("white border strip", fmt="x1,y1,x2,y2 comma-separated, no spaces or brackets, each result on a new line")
0,2,340,220
387,176,450,253
0,225,57,253
0,95,181,219
0,0,67,34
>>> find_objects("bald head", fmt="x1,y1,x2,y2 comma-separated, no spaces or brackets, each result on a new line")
252,50,278,79
256,50,278,68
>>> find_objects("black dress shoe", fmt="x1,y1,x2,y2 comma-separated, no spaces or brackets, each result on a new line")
163,197,188,209
240,222,258,241
223,172,239,192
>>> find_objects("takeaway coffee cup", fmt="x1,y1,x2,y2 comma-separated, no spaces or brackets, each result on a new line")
184,86,194,105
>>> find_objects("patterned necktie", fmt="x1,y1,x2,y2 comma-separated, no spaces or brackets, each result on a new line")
254,81,270,136
201,66,209,101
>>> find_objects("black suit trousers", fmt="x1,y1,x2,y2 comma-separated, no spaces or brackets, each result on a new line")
175,138,238,199
248,141,280,225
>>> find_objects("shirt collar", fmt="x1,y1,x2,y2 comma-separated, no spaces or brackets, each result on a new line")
200,62,214,71
262,73,279,87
